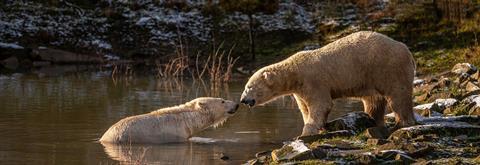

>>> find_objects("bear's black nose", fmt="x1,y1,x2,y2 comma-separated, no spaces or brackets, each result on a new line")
228,104,239,114
240,99,255,107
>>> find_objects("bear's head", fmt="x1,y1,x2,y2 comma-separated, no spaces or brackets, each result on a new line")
190,97,239,126
240,69,284,107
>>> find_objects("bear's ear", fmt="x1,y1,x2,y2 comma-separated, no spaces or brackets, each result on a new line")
263,71,275,85
195,101,208,110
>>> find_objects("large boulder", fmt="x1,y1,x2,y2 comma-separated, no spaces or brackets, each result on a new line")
326,112,376,133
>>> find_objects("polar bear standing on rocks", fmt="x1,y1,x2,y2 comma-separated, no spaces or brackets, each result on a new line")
100,97,239,144
240,31,416,136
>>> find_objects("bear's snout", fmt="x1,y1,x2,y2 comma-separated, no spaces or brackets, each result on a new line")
227,103,239,114
240,98,255,107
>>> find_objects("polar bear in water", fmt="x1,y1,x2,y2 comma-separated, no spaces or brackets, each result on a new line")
100,97,239,144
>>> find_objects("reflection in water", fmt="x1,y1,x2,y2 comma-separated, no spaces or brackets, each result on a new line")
101,142,256,165
0,71,362,164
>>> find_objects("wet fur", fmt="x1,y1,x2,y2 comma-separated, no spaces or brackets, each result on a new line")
100,98,235,144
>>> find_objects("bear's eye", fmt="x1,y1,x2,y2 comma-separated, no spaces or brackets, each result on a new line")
221,100,225,104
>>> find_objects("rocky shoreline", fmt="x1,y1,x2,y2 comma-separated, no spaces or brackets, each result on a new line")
245,63,480,165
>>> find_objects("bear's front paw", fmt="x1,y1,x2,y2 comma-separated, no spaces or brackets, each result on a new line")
301,124,320,136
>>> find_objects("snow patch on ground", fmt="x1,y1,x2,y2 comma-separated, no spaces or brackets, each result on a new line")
0,42,24,49
419,115,479,123
400,122,480,131
104,54,120,61
414,98,457,110
286,140,310,153
413,79,425,86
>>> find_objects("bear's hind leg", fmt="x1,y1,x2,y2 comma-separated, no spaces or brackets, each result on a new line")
362,96,387,127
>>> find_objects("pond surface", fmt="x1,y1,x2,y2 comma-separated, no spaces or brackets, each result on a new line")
0,70,362,164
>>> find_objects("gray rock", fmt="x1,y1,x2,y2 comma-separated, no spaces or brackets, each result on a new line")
389,123,480,140
271,140,313,162
326,112,376,133
271,149,314,162
413,98,458,114
419,115,480,125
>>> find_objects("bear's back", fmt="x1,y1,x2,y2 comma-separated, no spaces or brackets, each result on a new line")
287,31,406,65
100,113,189,143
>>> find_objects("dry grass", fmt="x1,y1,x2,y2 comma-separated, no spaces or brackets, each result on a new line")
156,36,189,78
111,63,134,78
194,43,239,82
110,63,135,86
155,56,189,78
155,41,239,85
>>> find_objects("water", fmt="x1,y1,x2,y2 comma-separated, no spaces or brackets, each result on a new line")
0,71,362,164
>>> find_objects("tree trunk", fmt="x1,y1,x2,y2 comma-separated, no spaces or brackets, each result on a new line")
248,14,255,62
